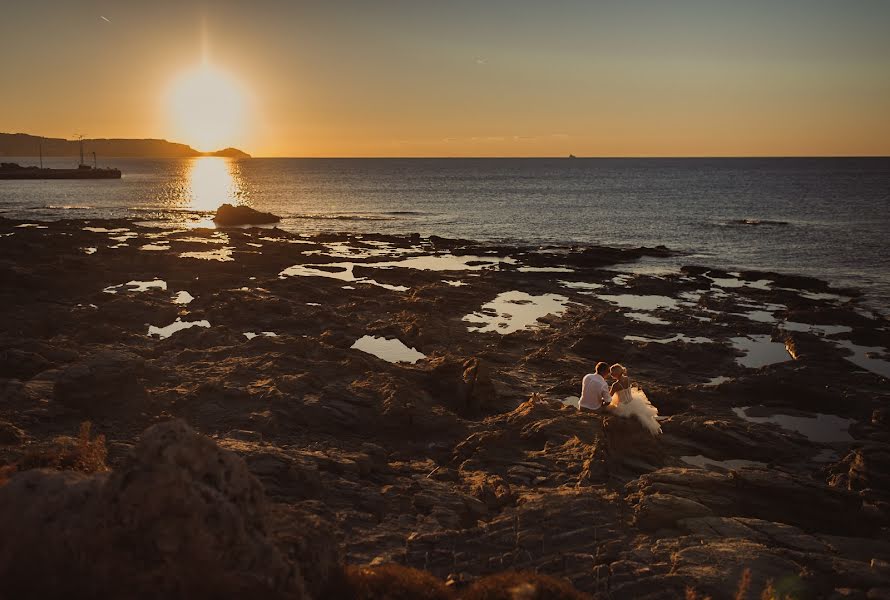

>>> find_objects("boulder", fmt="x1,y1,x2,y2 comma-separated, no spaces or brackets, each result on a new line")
0,348,51,379
464,571,592,599
213,203,281,226
0,420,25,445
671,539,805,600
634,492,713,530
427,356,498,416
629,466,871,537
830,446,890,495
329,563,454,600
603,413,663,471
0,420,333,599
469,473,515,511
53,349,145,412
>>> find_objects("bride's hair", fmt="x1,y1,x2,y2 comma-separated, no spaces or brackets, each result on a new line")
610,363,628,377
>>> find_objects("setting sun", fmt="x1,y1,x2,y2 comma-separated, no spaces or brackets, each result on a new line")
166,63,245,152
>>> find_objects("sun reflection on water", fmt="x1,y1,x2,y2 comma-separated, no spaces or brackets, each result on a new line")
185,157,248,212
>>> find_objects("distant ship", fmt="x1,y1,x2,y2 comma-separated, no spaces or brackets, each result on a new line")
0,137,121,179
568,154,577,159
0,162,122,179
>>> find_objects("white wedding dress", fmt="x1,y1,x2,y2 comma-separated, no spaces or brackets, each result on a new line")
608,385,662,435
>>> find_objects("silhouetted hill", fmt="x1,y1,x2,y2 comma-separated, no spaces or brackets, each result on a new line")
206,147,252,159
0,133,251,159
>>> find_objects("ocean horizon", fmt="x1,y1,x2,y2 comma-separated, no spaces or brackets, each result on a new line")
2,156,889,310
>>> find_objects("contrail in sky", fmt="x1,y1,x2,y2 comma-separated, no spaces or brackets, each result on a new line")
100,16,110,23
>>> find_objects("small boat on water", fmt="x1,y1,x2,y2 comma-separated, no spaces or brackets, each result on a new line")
0,162,122,180
0,138,121,179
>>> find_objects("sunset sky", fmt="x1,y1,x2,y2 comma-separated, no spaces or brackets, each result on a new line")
2,0,889,157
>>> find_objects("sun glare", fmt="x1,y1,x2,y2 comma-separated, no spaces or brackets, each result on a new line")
167,64,245,152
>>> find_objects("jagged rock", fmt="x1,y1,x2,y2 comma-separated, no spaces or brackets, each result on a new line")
0,469,107,596
665,414,804,463
410,479,488,529
427,356,498,416
848,447,890,491
0,348,50,379
328,563,454,600
0,420,332,598
213,203,281,226
468,473,515,511
266,503,341,598
227,429,264,442
681,516,830,553
11,339,78,364
670,539,805,599
404,489,622,585
453,398,608,488
603,413,663,471
244,450,323,499
345,371,464,434
102,295,178,327
53,349,145,412
628,467,871,536
0,420,25,445
634,493,713,530
463,571,592,599
461,358,498,413
830,445,890,522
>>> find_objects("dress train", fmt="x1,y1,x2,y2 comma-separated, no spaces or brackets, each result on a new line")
609,386,662,435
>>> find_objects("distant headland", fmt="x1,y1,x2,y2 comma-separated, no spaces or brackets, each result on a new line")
0,133,250,159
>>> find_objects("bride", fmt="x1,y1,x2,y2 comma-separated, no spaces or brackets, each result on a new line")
606,364,662,435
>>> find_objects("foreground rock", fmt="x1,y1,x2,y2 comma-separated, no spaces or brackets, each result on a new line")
0,420,333,598
53,348,146,413
1,217,889,598
213,203,281,226
0,419,593,599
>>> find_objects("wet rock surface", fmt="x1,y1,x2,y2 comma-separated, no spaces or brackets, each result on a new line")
1,216,889,598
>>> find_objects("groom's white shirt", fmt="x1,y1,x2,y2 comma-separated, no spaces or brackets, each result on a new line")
580,373,610,410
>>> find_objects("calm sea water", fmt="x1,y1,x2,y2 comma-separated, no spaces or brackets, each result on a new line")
2,156,889,307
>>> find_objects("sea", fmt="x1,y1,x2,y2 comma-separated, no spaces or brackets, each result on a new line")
1,156,888,310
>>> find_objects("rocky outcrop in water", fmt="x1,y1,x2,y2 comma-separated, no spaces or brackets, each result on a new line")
213,203,281,226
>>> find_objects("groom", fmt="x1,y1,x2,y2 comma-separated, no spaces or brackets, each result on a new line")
579,361,612,412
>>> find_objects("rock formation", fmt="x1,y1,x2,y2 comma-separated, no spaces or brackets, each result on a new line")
0,420,334,599
1,216,889,598
213,203,282,226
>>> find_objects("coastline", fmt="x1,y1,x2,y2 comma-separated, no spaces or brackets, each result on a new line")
1,216,889,596
3,155,889,313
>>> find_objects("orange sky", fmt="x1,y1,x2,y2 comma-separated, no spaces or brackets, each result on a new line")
1,1,889,157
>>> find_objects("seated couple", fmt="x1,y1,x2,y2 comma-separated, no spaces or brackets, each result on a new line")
579,362,662,435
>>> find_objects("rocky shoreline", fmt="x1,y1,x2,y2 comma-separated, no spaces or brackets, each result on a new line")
1,216,889,599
